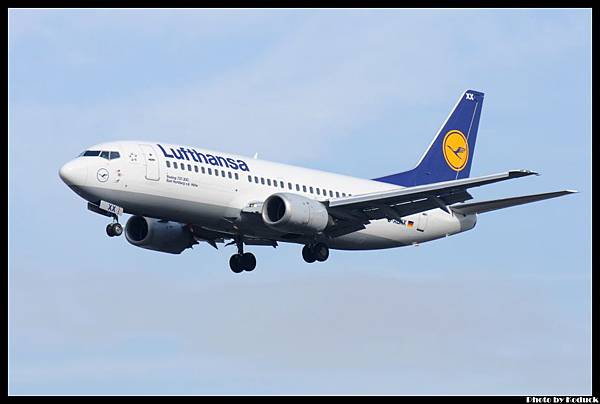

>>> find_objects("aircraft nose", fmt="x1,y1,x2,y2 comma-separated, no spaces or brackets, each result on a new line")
59,159,87,186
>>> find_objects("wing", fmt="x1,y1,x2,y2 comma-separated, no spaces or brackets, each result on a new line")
188,223,278,249
324,169,538,235
449,190,577,215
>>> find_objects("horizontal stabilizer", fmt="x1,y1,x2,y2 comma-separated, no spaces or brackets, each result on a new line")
450,190,577,215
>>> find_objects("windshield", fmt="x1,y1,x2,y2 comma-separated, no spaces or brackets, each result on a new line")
79,150,121,160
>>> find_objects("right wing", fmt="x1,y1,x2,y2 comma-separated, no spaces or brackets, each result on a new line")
322,169,540,237
327,169,538,223
449,190,577,215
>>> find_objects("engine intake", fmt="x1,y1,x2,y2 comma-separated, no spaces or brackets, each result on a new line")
125,216,194,254
262,193,330,235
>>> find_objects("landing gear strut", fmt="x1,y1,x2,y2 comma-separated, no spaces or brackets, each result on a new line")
106,221,123,237
229,237,256,273
302,242,329,263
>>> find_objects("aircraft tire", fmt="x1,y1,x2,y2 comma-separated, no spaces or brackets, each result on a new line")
106,224,115,237
313,243,329,262
112,223,123,237
229,254,244,273
242,253,256,272
302,245,316,263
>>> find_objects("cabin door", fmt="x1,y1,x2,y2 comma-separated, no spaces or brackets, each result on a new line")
139,144,160,181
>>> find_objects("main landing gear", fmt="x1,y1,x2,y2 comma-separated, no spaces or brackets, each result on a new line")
302,242,329,263
106,221,123,237
229,238,256,273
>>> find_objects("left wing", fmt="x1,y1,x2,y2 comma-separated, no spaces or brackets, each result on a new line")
325,170,538,228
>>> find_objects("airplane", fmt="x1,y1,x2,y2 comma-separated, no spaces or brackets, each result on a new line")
58,90,576,273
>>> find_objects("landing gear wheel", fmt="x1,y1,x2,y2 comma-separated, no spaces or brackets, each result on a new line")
313,243,329,262
106,223,115,237
241,253,256,272
106,223,122,237
112,223,123,237
302,245,316,263
229,254,244,273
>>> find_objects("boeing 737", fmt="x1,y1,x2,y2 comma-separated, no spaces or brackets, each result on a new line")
59,90,575,273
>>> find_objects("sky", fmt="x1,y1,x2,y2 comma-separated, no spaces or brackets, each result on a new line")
8,9,591,395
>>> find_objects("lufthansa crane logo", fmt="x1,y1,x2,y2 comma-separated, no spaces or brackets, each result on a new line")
442,130,469,171
97,168,109,182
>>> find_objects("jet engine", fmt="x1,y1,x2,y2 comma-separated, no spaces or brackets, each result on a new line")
125,215,194,254
262,193,330,235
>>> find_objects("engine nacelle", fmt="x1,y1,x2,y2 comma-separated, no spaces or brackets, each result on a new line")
262,193,330,235
125,216,194,254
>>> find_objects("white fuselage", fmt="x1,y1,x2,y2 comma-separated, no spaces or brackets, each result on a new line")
60,141,477,250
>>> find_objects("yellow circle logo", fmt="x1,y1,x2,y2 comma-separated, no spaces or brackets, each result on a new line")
442,130,469,171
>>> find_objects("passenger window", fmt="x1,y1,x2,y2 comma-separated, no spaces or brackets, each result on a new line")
201,167,205,174
174,162,178,169
336,192,340,198
215,170,219,176
188,164,192,171
221,170,226,177
288,182,292,190
109,151,120,160
309,187,313,194
267,179,271,186
228,172,232,179
254,176,259,183
207,168,212,175
181,164,185,170
273,180,277,187
194,166,198,173
235,173,239,180
302,185,307,192
329,190,333,197
100,151,110,160
261,178,265,185
248,175,252,182
342,193,346,197
280,181,284,188
166,161,171,168
296,184,300,191
316,188,320,195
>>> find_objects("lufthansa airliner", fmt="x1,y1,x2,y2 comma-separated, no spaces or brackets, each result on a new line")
59,90,575,273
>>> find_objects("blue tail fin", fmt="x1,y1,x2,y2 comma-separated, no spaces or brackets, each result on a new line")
373,90,484,187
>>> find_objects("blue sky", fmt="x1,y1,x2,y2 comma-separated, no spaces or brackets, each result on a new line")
9,9,591,395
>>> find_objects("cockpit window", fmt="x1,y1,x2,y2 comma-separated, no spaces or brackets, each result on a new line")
79,150,121,159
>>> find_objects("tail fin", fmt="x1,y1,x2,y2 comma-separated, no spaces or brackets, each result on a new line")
374,90,484,187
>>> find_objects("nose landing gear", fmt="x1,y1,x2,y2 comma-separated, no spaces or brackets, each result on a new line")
302,242,329,263
106,221,123,237
88,202,122,238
